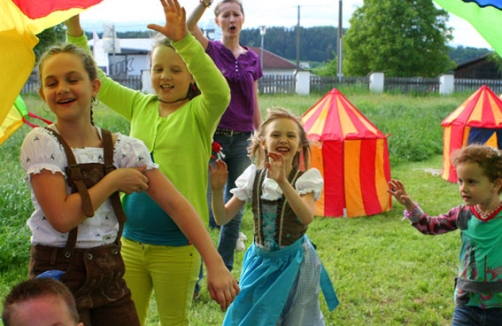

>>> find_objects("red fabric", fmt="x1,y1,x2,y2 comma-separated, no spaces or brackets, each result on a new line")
323,141,344,217
12,0,102,19
359,139,381,216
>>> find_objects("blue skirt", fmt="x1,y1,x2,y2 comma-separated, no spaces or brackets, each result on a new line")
223,236,338,326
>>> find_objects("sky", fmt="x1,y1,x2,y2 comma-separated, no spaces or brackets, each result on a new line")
80,0,492,49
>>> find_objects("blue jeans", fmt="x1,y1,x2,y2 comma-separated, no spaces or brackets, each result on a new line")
452,305,502,326
195,132,252,293
212,132,252,271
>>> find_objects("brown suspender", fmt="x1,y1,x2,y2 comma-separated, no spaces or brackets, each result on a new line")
45,128,126,257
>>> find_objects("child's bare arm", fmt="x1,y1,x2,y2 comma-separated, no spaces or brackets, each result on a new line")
144,168,239,310
267,152,315,225
31,166,148,233
210,160,245,225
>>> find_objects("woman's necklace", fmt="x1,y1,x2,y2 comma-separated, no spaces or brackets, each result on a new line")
473,202,502,221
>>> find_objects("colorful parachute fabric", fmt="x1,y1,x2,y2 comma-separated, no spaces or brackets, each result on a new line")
434,0,502,56
0,0,102,145
0,95,27,145
0,94,53,145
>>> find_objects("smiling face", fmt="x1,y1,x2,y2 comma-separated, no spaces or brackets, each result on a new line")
456,161,501,208
214,2,245,38
38,52,99,124
150,44,193,105
261,118,302,165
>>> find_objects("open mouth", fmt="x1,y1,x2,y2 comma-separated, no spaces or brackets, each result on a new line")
229,25,236,31
160,84,174,89
57,98,76,104
276,147,289,153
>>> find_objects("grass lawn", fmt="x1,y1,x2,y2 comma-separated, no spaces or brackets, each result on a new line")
0,91,471,325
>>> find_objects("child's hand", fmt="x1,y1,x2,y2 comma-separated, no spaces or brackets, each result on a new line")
113,166,149,194
387,179,414,209
209,160,228,191
265,152,286,182
206,264,240,311
147,0,188,42
64,15,83,37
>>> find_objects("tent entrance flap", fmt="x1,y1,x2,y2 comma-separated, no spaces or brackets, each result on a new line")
468,127,502,149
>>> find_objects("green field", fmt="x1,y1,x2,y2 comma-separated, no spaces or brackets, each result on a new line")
0,91,473,325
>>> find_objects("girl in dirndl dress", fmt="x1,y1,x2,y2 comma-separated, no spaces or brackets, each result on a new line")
210,108,339,326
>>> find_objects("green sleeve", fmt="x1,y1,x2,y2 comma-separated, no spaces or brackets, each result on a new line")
66,32,153,122
172,34,230,126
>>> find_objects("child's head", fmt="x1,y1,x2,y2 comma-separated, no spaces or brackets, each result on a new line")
452,144,502,195
214,0,245,34
214,0,244,17
37,44,100,124
150,37,200,104
2,278,82,326
250,108,311,170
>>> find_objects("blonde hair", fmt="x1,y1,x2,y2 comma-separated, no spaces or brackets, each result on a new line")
214,0,244,16
249,107,311,170
38,43,97,83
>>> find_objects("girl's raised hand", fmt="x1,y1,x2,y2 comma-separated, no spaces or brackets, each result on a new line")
209,160,228,191
265,152,286,182
147,0,187,42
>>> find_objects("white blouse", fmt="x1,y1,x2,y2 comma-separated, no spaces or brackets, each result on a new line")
20,125,158,248
230,164,324,202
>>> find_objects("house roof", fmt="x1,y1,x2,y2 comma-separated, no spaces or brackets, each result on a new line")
90,38,299,69
89,38,154,54
455,54,489,70
249,47,298,70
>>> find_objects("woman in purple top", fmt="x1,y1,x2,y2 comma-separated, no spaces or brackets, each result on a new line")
188,0,263,292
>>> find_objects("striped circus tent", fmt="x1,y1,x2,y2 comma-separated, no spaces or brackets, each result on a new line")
0,0,102,145
441,85,502,182
301,88,392,218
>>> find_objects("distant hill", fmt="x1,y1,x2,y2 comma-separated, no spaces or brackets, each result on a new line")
87,25,492,66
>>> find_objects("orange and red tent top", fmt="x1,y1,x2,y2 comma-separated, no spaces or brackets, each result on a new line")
303,89,386,141
441,85,502,182
442,85,502,128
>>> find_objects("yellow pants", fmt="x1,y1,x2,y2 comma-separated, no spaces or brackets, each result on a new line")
121,238,201,326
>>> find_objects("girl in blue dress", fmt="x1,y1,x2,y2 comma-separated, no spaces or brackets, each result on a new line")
210,108,338,326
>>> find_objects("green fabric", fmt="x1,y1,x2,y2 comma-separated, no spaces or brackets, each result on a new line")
67,32,230,238
434,0,502,56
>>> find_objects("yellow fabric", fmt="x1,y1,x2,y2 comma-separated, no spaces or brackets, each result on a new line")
0,105,23,145
375,138,391,213
0,1,98,145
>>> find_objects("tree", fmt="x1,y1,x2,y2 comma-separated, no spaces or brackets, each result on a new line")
343,0,455,77
34,24,66,61
488,52,502,73
312,52,338,76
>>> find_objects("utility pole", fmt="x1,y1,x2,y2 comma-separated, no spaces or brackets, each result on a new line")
259,26,267,69
337,0,343,80
296,5,300,68
112,24,116,76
